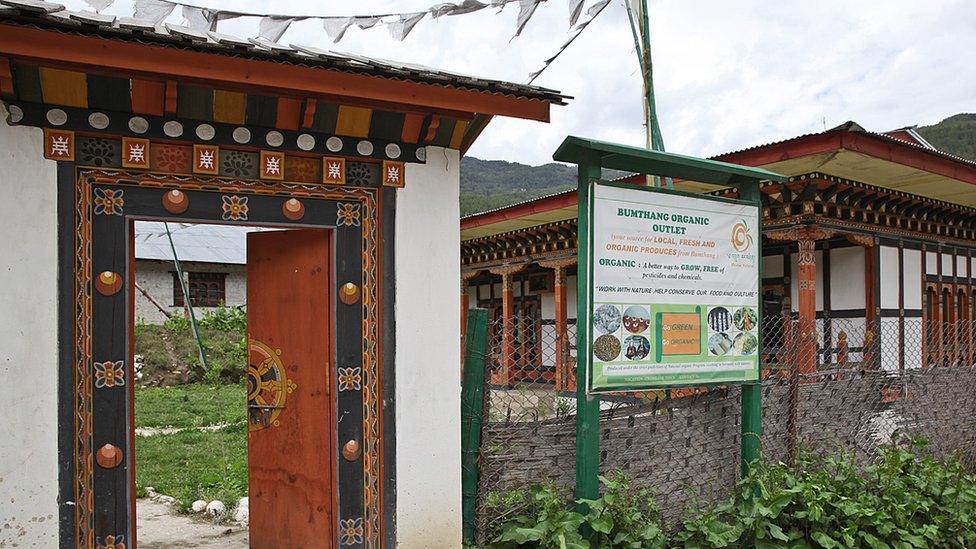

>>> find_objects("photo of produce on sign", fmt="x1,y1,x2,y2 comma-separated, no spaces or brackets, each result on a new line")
587,182,760,392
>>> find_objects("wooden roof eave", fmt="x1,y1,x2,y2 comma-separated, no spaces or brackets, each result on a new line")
0,23,555,123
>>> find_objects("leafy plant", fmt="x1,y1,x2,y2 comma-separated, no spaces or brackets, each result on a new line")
198,305,247,333
677,438,976,548
163,313,191,333
580,472,665,548
489,474,664,548
492,484,586,548
487,440,976,548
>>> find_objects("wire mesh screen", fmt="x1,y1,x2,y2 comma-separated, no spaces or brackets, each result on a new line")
470,312,976,544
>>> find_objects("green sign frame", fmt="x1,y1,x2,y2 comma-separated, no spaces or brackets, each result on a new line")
583,180,762,393
552,135,787,506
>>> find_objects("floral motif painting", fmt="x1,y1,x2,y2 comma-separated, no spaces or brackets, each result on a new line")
95,534,125,549
338,367,362,391
93,188,124,216
78,137,121,167
222,195,249,221
94,361,125,389
337,203,361,227
285,156,321,183
151,143,193,174
339,518,364,545
219,150,259,178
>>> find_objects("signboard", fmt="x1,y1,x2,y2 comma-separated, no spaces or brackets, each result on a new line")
585,182,761,392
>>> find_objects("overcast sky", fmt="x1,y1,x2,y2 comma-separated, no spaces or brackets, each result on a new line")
67,0,975,165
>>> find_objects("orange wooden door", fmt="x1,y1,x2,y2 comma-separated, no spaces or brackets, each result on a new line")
246,229,334,549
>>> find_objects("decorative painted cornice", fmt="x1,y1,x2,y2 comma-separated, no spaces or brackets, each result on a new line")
7,101,426,162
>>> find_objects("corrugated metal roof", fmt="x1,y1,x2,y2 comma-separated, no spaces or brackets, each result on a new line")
460,188,575,221
134,221,268,264
0,2,569,105
715,120,976,169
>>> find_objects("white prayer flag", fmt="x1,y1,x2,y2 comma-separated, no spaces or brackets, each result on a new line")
387,12,426,41
258,16,296,42
322,17,355,42
134,0,176,24
569,0,585,25
83,0,115,12
514,0,541,37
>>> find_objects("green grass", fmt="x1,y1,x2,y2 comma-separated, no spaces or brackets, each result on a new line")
135,383,246,429
135,383,248,510
135,314,247,385
135,423,248,510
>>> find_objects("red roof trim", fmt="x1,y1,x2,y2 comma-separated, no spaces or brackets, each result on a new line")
0,24,555,122
465,126,976,229
460,190,576,230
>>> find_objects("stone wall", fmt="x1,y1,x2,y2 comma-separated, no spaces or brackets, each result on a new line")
477,366,976,538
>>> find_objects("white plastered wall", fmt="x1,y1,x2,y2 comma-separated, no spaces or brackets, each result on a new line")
0,110,60,546
395,146,461,548
903,249,923,310
879,246,900,310
829,247,866,310
134,260,247,324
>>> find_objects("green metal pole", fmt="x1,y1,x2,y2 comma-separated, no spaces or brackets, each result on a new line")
165,222,209,372
575,156,601,507
460,308,489,544
637,0,672,189
735,180,763,475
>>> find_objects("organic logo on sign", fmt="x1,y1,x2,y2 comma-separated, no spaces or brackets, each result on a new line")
731,219,753,252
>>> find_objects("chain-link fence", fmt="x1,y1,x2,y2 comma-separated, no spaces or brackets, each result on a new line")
468,313,976,544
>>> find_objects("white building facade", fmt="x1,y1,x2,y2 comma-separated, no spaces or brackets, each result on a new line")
0,9,564,547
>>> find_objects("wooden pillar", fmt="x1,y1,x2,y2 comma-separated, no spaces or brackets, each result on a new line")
848,234,878,369
553,267,568,391
767,226,837,377
796,239,818,375
540,258,576,391
490,265,524,386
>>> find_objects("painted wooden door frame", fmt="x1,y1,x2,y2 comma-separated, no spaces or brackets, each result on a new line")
56,166,397,548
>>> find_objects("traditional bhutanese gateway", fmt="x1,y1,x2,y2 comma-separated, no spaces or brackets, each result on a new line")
0,6,567,548
461,122,976,391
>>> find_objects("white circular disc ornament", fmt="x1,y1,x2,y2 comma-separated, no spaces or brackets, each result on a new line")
265,131,284,147
46,108,68,126
88,112,110,129
356,140,374,156
163,121,184,137
128,116,149,134
326,136,343,152
232,127,251,143
7,105,24,124
297,134,315,151
195,124,216,141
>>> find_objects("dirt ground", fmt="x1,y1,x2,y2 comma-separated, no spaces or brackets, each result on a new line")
137,499,248,548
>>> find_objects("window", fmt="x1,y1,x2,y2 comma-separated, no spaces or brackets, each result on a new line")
173,272,227,307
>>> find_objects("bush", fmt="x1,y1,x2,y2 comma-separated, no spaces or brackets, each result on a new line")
135,306,248,385
489,473,665,549
678,438,976,548
488,439,976,548
198,305,247,333
162,314,191,333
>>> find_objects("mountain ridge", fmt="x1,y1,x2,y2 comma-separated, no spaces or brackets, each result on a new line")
459,113,976,216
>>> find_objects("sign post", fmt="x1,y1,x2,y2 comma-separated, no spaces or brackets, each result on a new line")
553,136,786,504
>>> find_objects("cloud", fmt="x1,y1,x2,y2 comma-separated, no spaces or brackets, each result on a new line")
68,0,975,165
